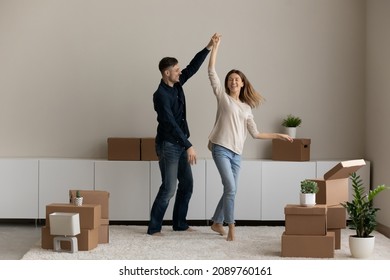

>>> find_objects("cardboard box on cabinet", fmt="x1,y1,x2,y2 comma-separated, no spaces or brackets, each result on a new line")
310,159,366,206
140,137,158,161
281,231,335,258
107,137,140,160
284,204,327,235
272,138,311,161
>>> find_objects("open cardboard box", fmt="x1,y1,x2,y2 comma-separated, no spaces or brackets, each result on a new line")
310,159,366,206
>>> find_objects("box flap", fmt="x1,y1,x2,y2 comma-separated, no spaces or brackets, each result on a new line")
324,159,366,180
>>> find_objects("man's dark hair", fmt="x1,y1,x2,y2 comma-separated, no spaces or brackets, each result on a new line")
158,57,178,72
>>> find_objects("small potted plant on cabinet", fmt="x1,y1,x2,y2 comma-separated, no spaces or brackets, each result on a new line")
282,114,302,138
340,172,389,258
74,190,83,206
300,179,318,207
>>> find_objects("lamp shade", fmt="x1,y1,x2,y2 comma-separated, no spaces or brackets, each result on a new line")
49,212,80,236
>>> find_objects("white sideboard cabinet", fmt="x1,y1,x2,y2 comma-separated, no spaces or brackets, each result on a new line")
0,159,39,219
150,160,206,220
38,159,95,218
261,161,317,220
94,161,150,220
0,158,372,222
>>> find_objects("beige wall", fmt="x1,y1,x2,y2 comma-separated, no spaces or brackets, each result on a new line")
0,0,366,160
366,0,390,232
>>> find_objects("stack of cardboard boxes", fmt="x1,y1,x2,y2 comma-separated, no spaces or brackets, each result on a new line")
69,190,110,244
282,204,335,258
41,190,110,251
107,137,158,161
42,203,101,251
281,159,366,258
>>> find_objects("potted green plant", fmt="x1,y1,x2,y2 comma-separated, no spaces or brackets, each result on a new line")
282,114,302,138
300,180,318,207
74,190,83,206
340,172,389,258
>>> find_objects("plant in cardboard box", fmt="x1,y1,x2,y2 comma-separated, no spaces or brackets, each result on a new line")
300,180,318,207
74,190,83,206
340,172,389,258
281,114,302,138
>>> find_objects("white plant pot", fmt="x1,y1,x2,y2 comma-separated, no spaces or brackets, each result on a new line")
349,235,375,258
299,193,316,207
284,127,297,138
73,197,83,206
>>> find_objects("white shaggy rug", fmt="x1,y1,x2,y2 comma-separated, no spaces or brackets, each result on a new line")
21,226,390,260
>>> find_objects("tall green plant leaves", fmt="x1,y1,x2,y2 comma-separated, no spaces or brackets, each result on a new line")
341,172,389,237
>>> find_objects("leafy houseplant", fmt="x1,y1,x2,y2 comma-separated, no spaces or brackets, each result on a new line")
282,114,302,128
300,180,318,207
300,180,319,194
341,172,389,237
282,114,302,138
340,172,389,258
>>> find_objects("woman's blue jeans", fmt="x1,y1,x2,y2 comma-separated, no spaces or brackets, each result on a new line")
211,144,241,225
147,141,193,235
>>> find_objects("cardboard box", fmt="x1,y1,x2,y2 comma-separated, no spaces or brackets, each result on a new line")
69,190,110,243
284,204,327,235
311,159,366,206
312,178,349,206
323,159,366,180
272,138,310,161
327,205,346,229
41,226,98,251
69,190,109,219
328,228,341,250
46,203,101,230
281,231,335,258
107,137,140,160
99,219,109,244
140,137,158,161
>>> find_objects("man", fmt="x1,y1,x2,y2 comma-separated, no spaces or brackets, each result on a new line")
148,35,214,235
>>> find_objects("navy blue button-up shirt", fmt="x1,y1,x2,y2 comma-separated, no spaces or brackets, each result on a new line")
153,47,210,150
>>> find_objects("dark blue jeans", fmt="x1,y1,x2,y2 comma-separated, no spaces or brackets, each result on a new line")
147,141,193,235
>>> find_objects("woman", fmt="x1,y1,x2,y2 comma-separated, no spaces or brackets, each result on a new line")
208,34,293,241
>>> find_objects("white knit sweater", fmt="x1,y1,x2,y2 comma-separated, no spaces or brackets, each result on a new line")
208,67,260,155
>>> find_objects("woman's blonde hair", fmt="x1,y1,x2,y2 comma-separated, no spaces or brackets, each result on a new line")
224,69,264,108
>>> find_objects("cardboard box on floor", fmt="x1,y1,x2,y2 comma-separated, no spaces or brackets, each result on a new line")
41,226,99,251
107,137,140,160
43,203,101,251
272,138,311,161
281,231,335,258
310,159,366,206
69,190,110,244
328,228,341,250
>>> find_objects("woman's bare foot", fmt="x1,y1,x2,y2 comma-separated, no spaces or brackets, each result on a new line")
227,224,235,241
211,223,226,236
